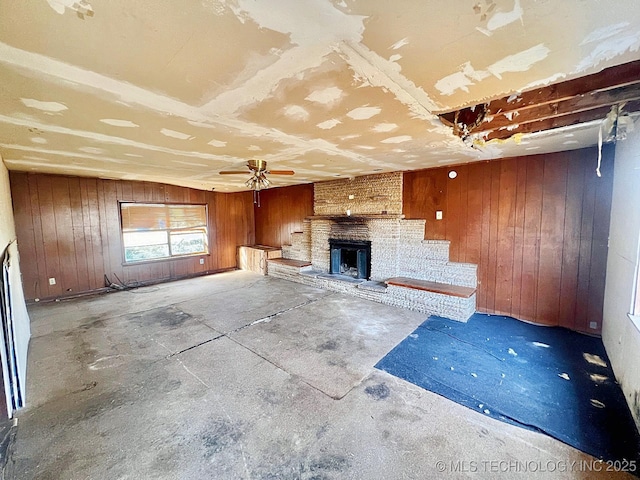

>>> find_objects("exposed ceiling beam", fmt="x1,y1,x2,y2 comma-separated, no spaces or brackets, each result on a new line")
485,101,640,141
439,59,640,141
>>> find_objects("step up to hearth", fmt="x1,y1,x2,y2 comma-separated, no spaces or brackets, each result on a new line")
384,277,476,322
317,273,365,284
268,258,312,268
266,257,313,281
357,280,388,293
385,277,476,298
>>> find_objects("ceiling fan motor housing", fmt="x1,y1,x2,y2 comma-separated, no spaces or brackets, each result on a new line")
248,159,267,172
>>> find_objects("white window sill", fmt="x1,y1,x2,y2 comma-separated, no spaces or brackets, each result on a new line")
628,313,640,332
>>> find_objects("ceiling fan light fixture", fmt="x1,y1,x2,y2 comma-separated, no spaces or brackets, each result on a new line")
220,160,293,195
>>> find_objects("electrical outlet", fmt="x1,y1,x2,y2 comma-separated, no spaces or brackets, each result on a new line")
589,321,598,329
348,194,355,200
199,258,205,265
436,211,443,220
48,277,56,285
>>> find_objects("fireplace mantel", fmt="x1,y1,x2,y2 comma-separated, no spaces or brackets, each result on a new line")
306,214,405,221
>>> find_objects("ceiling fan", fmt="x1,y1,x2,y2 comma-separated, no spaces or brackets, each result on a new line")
219,159,295,205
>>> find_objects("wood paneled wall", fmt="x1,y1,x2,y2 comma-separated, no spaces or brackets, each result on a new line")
10,173,255,301
403,147,614,333
9,147,615,333
254,184,314,247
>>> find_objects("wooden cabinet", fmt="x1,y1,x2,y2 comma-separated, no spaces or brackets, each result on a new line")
237,245,282,275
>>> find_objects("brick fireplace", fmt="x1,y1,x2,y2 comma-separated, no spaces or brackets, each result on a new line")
268,172,478,321
329,239,371,279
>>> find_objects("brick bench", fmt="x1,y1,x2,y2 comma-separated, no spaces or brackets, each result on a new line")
384,277,476,322
267,258,312,268
385,277,476,298
266,257,313,283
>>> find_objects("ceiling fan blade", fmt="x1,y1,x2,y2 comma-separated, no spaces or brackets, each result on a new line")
266,170,295,175
219,170,249,175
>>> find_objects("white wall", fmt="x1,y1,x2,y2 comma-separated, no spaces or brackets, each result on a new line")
0,160,15,248
602,118,640,431
0,158,31,414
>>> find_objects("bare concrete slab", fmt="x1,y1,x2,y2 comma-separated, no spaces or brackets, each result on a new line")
6,271,634,479
229,293,425,399
175,275,331,333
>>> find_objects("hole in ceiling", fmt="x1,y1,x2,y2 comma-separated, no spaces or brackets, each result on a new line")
437,59,640,145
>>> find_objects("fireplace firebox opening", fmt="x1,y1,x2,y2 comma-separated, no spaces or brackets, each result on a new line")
329,239,371,279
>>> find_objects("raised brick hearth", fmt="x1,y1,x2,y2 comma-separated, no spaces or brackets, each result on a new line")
269,172,478,321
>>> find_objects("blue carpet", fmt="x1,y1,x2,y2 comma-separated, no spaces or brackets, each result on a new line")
376,313,640,464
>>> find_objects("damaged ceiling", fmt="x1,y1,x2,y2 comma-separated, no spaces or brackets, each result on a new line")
0,0,639,192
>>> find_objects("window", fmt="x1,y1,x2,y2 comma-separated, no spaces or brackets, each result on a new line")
120,203,208,263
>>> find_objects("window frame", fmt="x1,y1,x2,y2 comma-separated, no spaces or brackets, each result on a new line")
119,202,209,265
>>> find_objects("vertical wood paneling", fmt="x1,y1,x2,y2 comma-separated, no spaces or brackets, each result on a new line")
463,162,484,266
36,175,62,298
403,147,614,333
519,157,544,322
10,173,254,300
456,165,469,262
587,145,615,332
478,163,493,310
558,151,585,329
486,160,501,313
68,177,90,293
447,166,462,260
101,180,121,282
83,178,104,291
510,159,528,316
254,184,314,247
8,174,39,300
536,154,568,325
52,177,80,292
495,159,517,315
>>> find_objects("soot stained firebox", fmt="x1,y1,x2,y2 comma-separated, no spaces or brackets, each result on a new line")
329,239,371,279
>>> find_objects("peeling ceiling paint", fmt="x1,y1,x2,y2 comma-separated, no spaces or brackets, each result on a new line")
0,0,639,191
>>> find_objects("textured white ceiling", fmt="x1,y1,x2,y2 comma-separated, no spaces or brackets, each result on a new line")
0,0,639,191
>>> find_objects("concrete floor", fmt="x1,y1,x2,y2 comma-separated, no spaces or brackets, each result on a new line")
5,271,634,479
